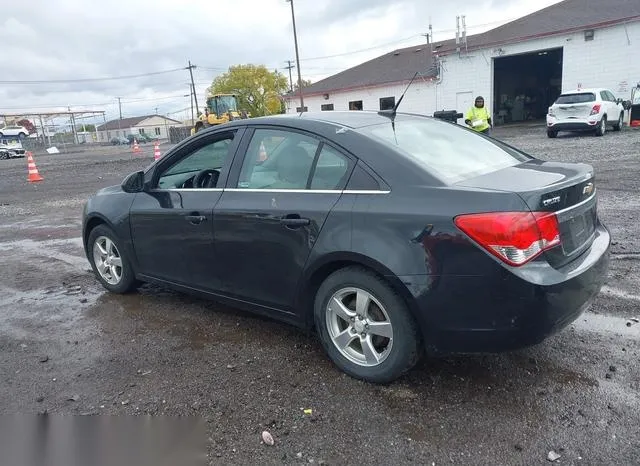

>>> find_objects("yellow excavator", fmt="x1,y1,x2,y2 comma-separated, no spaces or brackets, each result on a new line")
201,94,250,126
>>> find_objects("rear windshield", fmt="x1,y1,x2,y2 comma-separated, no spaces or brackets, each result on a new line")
555,93,596,104
361,117,530,184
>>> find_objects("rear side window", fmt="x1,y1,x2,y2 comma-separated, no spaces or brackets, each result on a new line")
361,117,530,184
555,93,596,104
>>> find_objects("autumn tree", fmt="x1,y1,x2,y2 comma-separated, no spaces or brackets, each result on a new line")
209,64,289,117
16,119,37,134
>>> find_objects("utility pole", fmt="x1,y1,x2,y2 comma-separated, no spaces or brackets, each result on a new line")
285,60,295,93
186,61,199,119
154,107,158,115
190,84,195,125
286,0,305,112
117,97,123,119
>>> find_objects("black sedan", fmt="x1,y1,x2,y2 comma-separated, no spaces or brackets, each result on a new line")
82,111,610,383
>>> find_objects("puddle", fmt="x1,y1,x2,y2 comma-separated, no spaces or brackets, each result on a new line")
572,312,640,338
0,283,103,340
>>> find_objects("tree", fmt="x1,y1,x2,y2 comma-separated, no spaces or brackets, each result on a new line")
16,119,37,134
293,79,313,91
209,64,289,117
77,124,96,132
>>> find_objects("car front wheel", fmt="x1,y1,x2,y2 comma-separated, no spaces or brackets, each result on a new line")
547,129,558,138
613,112,624,131
87,224,139,293
314,266,421,383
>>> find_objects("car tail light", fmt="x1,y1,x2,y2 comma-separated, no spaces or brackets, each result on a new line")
590,104,601,116
454,211,561,266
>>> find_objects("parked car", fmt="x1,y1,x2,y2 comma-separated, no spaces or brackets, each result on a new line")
82,111,610,383
0,137,26,159
127,133,154,144
546,88,625,138
110,137,129,145
0,125,29,138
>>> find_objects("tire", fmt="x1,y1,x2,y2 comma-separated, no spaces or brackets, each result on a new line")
313,266,421,384
547,130,558,138
595,116,606,136
87,224,139,294
613,112,624,131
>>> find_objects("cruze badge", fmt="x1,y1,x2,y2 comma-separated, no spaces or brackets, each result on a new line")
583,183,594,196
542,196,561,207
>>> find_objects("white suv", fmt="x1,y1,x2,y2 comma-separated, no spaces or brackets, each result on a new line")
0,125,29,138
546,88,625,138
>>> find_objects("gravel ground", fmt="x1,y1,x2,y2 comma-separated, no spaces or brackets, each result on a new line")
0,125,639,465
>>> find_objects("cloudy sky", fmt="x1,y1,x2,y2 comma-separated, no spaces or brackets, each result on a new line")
0,0,564,126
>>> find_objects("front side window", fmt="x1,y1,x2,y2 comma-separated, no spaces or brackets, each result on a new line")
157,134,234,189
362,117,530,184
237,129,319,190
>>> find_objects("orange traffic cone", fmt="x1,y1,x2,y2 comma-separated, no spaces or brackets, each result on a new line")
258,141,267,162
132,139,142,154
26,152,43,182
153,142,161,161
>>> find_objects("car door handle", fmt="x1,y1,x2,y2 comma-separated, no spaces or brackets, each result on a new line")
185,214,207,225
280,215,310,227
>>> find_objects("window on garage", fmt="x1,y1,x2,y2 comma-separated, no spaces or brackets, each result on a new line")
155,127,161,135
321,104,334,111
349,100,363,110
379,96,395,111
138,128,145,134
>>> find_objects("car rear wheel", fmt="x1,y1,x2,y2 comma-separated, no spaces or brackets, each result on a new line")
595,116,606,136
613,112,624,131
87,224,139,294
547,130,558,138
313,266,421,383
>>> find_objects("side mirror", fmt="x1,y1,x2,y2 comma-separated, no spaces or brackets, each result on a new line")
121,170,145,193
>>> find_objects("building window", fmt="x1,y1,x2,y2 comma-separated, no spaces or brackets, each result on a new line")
107,131,111,139
138,128,145,134
349,100,363,111
155,127,161,135
295,106,308,113
379,97,395,111
116,131,120,137
321,104,334,111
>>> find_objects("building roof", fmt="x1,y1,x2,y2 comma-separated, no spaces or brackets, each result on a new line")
97,114,181,131
293,0,640,97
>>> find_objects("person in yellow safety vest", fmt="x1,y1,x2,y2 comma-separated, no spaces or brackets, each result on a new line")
190,120,204,136
464,96,492,135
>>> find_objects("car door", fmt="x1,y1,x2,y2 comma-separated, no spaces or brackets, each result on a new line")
212,126,355,315
600,90,615,119
129,128,243,290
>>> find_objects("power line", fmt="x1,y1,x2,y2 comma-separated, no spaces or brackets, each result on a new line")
0,68,185,85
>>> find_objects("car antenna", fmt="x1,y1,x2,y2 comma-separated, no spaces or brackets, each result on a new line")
379,71,419,141
379,71,419,122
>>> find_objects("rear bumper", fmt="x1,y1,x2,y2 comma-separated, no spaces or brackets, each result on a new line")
400,223,611,354
546,117,599,132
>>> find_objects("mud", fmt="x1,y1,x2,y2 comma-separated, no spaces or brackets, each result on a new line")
0,125,639,465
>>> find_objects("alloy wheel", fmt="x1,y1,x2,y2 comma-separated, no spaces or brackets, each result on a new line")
325,287,393,367
92,236,123,285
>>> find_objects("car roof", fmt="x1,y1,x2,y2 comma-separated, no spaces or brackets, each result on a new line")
228,111,428,129
561,88,608,94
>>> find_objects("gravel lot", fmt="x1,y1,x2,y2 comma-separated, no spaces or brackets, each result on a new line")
1,125,639,465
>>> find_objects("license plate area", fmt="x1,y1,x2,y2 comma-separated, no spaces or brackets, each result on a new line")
556,196,597,257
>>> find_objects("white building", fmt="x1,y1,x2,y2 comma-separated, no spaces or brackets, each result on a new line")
96,114,182,142
285,0,640,126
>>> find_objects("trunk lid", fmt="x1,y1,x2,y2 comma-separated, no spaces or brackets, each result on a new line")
456,159,598,267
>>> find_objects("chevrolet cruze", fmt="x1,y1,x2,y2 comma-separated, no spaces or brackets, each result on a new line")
82,111,610,383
